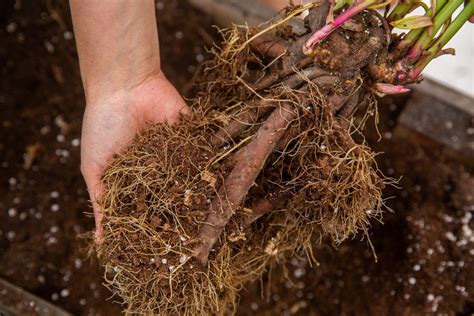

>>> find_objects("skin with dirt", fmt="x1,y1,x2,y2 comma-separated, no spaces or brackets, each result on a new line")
1,1,472,315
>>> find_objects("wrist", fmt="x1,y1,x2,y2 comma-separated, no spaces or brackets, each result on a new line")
83,61,163,107
71,0,162,106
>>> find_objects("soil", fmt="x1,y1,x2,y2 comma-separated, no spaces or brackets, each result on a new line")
1,1,472,315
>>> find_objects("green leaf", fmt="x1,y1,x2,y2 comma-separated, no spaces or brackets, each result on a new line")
391,15,433,29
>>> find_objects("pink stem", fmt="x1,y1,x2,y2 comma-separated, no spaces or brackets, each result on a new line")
303,0,379,54
375,83,410,95
406,44,423,61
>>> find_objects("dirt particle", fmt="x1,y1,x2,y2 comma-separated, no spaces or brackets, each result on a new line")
8,177,17,186
445,231,456,242
8,208,17,217
50,203,60,212
63,31,73,40
6,231,16,241
56,134,65,142
250,302,258,311
6,22,17,33
71,138,80,147
50,191,60,198
44,40,54,53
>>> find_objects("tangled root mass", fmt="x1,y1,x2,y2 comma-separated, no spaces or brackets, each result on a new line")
97,3,393,315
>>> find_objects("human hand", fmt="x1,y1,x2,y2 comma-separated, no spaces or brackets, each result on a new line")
69,0,189,242
80,72,189,243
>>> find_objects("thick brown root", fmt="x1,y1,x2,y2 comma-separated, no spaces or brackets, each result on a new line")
250,56,313,91
195,103,296,264
210,99,273,147
245,190,291,226
250,33,289,58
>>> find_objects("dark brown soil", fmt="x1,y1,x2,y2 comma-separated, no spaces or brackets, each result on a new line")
1,1,472,315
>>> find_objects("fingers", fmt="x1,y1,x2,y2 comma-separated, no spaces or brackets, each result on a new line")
82,167,105,245
90,183,105,245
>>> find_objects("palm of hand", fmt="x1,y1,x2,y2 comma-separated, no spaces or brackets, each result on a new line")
80,74,188,241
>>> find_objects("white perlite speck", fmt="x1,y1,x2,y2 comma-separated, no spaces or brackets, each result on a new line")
50,191,60,198
51,204,60,212
71,138,80,147
8,208,17,217
445,231,457,242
